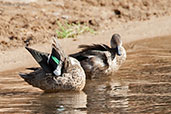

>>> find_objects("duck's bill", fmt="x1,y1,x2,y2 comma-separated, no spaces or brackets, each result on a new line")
116,46,122,56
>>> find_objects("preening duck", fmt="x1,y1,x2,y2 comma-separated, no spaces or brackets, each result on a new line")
19,37,86,92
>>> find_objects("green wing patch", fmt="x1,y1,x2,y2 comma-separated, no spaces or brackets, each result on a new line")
52,56,60,64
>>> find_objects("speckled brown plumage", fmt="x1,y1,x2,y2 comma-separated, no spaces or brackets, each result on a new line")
70,34,126,79
19,38,86,92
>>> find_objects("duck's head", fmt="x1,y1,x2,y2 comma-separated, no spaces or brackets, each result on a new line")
110,34,122,56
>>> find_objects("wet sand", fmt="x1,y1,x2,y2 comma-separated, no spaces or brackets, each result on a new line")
0,36,171,114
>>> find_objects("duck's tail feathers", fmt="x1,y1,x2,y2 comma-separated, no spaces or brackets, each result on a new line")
26,67,40,71
19,72,37,86
19,73,33,80
25,47,52,73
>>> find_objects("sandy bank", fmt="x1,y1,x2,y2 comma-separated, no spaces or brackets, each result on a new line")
0,16,171,72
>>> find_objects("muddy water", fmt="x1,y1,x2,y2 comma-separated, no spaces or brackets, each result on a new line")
0,36,171,114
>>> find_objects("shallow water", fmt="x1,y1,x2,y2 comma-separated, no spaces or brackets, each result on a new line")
0,36,171,114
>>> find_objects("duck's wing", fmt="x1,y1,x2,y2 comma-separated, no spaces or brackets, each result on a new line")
48,38,68,76
78,44,117,60
70,44,107,60
79,44,110,52
51,38,66,62
89,51,109,67
70,49,109,69
25,47,52,73
70,44,113,61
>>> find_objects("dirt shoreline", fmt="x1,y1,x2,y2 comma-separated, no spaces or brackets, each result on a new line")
1,16,171,73
1,0,171,51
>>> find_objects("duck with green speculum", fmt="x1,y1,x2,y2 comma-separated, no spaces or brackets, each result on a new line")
19,37,86,92
70,34,126,79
